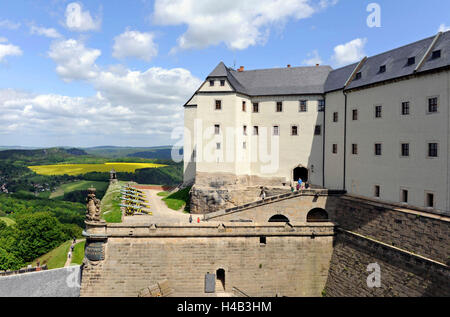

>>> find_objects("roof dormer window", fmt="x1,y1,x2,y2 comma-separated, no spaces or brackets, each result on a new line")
407,57,415,66
220,80,225,86
209,80,215,86
431,50,441,60
379,65,386,73
354,72,362,80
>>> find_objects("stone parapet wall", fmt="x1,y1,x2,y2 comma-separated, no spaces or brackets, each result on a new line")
80,223,335,297
329,195,450,265
98,222,335,237
324,230,450,297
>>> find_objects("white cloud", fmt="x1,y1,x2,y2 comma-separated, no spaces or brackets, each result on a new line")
38,39,202,145
153,0,337,51
0,19,21,30
112,29,158,61
0,39,23,62
303,50,323,66
332,38,367,66
438,24,450,32
65,2,101,32
30,25,62,38
48,39,101,82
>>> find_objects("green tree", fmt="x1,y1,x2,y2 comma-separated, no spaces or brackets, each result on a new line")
13,212,67,262
0,220,6,232
0,247,24,271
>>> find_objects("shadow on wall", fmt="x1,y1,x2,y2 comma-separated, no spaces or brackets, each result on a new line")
322,195,450,297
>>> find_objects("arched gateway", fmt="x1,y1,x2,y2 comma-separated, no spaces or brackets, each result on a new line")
293,166,308,182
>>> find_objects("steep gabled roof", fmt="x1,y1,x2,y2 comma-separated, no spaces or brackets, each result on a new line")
230,66,332,96
324,63,358,93
332,30,450,92
194,31,450,103
207,63,332,96
207,61,228,78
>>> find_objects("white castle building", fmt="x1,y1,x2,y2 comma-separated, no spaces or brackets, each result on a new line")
183,31,450,214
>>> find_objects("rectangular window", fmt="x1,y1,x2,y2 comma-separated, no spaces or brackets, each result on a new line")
318,100,325,112
332,144,338,154
354,72,362,80
428,97,438,113
253,103,259,113
243,125,247,136
215,100,222,110
426,193,435,208
214,124,220,135
242,101,246,112
379,65,386,73
375,105,382,118
209,80,215,86
352,109,358,121
220,80,225,86
216,143,221,150
402,102,410,115
374,185,380,198
299,100,307,112
243,142,247,149
426,193,434,208
253,126,259,136
314,125,322,136
428,143,438,157
431,50,441,59
352,144,358,155
276,102,283,112
375,143,382,156
273,126,279,136
401,143,410,157
291,125,298,136
333,112,339,122
407,57,415,66
401,190,409,203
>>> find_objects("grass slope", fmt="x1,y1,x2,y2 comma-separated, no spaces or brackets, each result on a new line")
162,187,191,213
101,181,123,223
71,241,86,265
50,180,109,199
31,240,71,269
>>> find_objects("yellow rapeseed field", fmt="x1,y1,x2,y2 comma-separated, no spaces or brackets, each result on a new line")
28,162,166,176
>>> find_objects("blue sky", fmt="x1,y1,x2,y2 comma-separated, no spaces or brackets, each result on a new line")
0,0,448,147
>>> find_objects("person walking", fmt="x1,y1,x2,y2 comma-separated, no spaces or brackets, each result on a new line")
189,215,193,224
297,178,303,191
259,187,266,201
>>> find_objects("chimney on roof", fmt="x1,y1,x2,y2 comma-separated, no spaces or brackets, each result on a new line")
287,64,291,68
238,66,244,72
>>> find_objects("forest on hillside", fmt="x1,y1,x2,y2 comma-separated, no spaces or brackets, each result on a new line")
0,147,184,270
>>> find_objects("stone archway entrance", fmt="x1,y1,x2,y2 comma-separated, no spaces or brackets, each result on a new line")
293,166,308,182
216,269,225,292
307,208,329,222
268,215,290,223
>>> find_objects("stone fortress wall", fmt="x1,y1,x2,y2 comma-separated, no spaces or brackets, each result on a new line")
80,223,335,297
79,185,450,297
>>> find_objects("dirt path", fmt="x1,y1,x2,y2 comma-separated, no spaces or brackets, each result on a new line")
64,239,85,268
123,189,191,225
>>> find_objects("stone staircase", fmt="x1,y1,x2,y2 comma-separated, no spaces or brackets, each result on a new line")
204,189,346,221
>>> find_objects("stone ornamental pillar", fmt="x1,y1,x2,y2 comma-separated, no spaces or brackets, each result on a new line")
109,169,118,184
83,188,108,266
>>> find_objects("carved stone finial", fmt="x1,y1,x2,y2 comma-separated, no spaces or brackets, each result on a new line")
86,187,101,222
